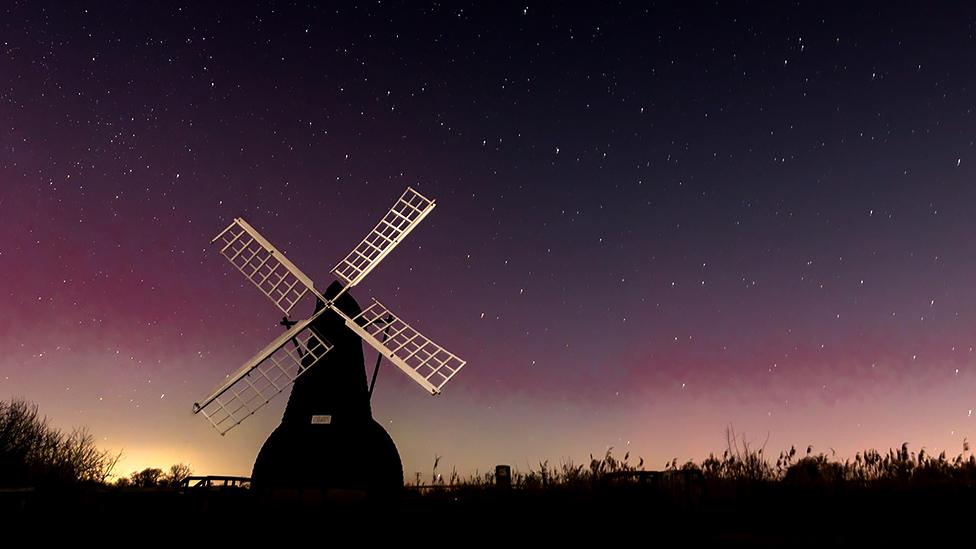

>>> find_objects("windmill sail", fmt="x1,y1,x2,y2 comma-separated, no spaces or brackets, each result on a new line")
212,218,321,317
335,298,466,395
193,313,332,434
331,187,435,291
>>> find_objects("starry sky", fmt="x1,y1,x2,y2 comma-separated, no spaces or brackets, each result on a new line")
4,2,976,479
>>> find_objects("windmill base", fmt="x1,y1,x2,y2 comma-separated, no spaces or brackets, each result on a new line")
251,418,403,497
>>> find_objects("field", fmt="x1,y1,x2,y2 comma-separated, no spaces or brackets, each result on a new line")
3,400,973,541
4,437,976,543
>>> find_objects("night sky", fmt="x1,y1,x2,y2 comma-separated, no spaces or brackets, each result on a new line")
4,2,976,479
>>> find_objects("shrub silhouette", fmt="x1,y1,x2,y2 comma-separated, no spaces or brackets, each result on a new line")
783,456,845,484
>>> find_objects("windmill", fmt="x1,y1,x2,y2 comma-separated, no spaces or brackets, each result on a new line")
193,186,466,494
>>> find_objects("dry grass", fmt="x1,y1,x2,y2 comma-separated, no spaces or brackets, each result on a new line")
413,426,976,492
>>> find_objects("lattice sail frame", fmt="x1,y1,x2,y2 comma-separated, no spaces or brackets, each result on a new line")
335,298,466,395
331,187,436,290
212,218,319,317
193,312,332,434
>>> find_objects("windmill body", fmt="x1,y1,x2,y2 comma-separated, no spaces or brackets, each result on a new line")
253,282,402,493
281,285,370,426
193,187,466,494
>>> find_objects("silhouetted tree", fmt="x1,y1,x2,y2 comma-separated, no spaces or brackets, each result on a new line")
165,463,193,486
130,467,164,487
116,463,193,488
0,398,119,487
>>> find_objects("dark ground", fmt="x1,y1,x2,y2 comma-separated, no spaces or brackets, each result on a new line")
3,480,972,545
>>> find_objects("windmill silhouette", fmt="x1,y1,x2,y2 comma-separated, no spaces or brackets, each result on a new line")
193,187,466,494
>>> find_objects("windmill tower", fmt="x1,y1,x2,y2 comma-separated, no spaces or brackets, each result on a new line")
193,186,466,494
